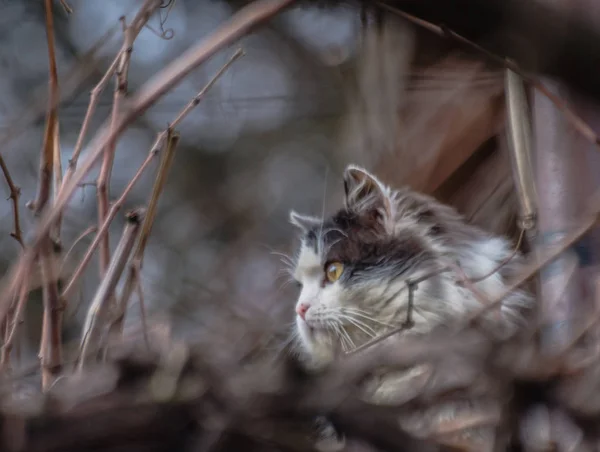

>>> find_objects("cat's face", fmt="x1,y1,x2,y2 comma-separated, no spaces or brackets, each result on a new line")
289,165,438,368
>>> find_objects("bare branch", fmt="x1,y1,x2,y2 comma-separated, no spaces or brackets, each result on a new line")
463,200,600,326
1,274,29,369
60,146,161,300
39,237,63,390
0,156,23,248
31,0,60,216
60,54,119,192
111,48,242,336
96,0,162,279
0,0,295,326
78,209,145,369
110,131,180,337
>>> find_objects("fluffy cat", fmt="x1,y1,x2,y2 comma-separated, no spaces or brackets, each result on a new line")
287,164,534,450
289,164,533,370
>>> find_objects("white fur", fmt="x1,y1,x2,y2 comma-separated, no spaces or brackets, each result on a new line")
289,165,534,369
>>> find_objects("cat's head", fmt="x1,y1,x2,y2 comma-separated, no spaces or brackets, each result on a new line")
288,165,443,369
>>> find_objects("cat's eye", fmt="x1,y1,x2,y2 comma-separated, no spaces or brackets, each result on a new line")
325,262,344,283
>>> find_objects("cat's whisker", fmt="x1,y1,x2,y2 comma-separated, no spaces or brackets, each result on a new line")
270,250,295,266
338,325,356,351
331,323,349,353
341,308,397,328
336,311,379,332
331,320,354,353
337,314,377,338
276,267,294,277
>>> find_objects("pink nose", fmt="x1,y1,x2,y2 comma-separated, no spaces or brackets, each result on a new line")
296,303,310,320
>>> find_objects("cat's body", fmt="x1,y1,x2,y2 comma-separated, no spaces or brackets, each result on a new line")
289,165,533,371
287,165,534,451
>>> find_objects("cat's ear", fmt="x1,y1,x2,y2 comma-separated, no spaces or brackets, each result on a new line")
289,210,321,232
343,165,393,221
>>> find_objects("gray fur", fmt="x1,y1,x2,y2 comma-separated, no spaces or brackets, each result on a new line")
288,164,534,371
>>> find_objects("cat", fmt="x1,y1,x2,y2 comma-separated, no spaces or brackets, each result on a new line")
287,164,535,450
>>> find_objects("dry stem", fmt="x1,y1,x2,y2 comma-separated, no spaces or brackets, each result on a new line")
377,2,600,151
60,53,119,192
111,49,243,336
60,147,159,301
463,203,600,326
0,0,295,324
33,0,63,391
39,238,63,390
32,0,60,217
78,209,145,369
110,131,180,337
59,0,73,15
96,1,160,279
52,120,63,241
1,274,30,369
0,157,23,248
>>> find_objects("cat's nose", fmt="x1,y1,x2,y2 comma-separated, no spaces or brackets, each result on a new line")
296,303,310,320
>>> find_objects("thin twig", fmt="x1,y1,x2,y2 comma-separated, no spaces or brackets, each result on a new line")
0,0,296,325
60,54,119,193
133,262,150,350
61,148,161,300
470,228,525,283
39,237,63,390
463,208,600,327
35,0,63,391
97,0,161,281
31,0,60,216
376,2,600,150
60,225,98,276
52,120,63,242
78,209,145,369
0,21,121,179
111,49,242,336
346,268,452,355
59,0,73,15
1,274,30,370
0,156,23,248
166,48,244,132
110,131,180,337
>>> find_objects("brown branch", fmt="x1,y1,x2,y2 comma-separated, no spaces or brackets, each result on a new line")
463,202,600,327
95,2,160,308
0,274,29,370
0,156,23,248
33,0,63,391
0,0,295,325
60,54,119,192
60,146,162,300
109,131,180,337
78,209,145,369
52,120,63,241
39,237,63,390
96,2,160,280
59,0,73,15
470,228,525,283
31,0,60,216
376,2,600,151
111,48,243,337
0,21,122,177
132,262,150,350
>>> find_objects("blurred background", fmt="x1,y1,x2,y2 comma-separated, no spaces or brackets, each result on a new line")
0,0,593,368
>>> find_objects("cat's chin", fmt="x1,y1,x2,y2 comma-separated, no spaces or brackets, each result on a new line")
295,318,336,371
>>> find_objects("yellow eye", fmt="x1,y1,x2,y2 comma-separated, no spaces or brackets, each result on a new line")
325,262,344,282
